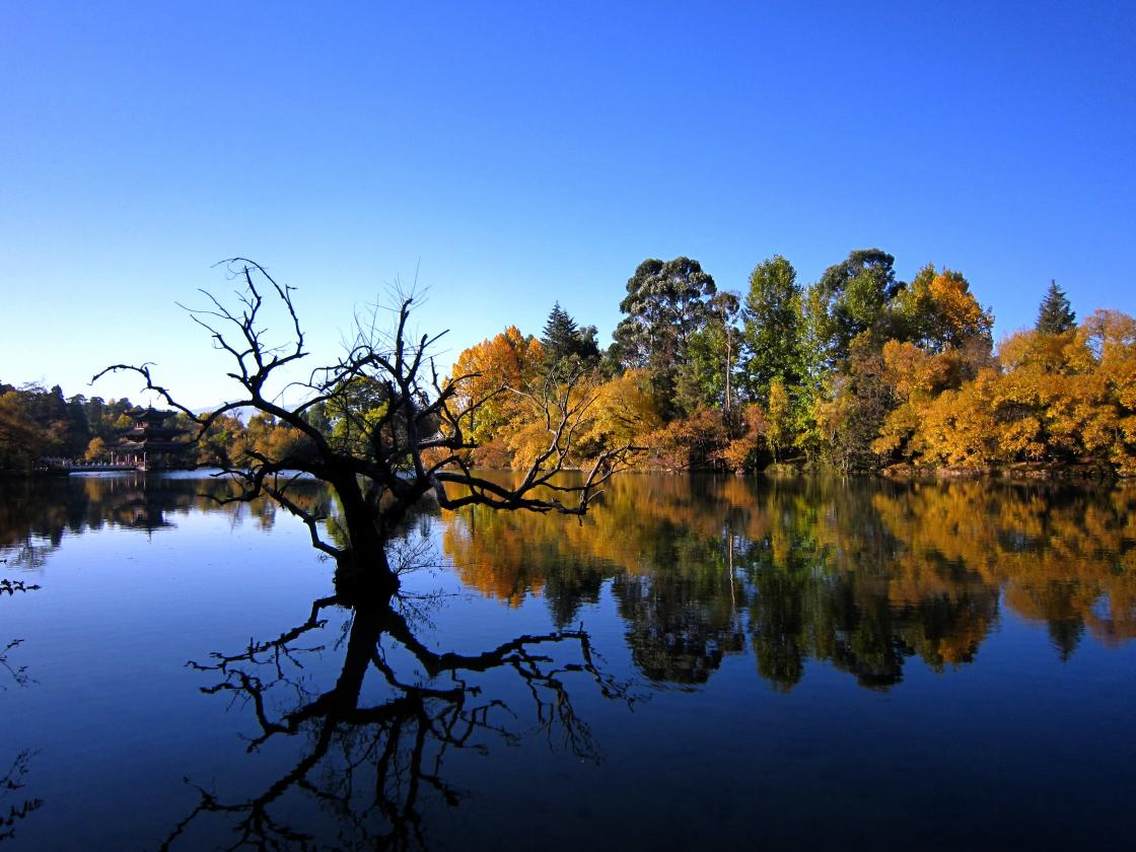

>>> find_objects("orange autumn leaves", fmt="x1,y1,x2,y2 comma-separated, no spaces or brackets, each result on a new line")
447,327,661,469
875,310,1136,474
446,263,1136,477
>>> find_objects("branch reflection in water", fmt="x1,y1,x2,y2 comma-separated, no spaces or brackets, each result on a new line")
161,546,632,850
1,578,41,844
2,471,1135,848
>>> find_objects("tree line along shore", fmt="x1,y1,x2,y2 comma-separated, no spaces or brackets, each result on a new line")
3,249,1134,478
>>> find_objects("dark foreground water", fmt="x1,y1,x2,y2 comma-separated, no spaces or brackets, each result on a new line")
1,472,1134,850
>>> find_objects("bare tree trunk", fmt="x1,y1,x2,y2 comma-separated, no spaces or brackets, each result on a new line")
331,476,400,599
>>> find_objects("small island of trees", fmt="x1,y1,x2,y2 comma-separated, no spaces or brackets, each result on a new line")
2,250,1134,478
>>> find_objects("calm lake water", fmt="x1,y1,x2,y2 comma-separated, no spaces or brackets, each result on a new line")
2,472,1134,850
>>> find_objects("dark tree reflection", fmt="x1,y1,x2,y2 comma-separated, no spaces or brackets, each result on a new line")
0,751,41,845
1,577,40,844
162,574,629,850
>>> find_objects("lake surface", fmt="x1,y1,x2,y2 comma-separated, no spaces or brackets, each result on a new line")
2,472,1134,850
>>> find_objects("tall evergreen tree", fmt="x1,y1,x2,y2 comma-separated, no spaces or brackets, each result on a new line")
1036,280,1076,334
542,303,580,360
541,303,600,369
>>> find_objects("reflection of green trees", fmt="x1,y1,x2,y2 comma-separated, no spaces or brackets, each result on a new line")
441,475,1135,691
613,553,745,685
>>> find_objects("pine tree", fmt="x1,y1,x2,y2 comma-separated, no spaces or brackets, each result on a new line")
541,302,580,362
541,303,600,370
1036,280,1076,334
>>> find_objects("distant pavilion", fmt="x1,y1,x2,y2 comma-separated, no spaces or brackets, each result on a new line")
113,407,192,470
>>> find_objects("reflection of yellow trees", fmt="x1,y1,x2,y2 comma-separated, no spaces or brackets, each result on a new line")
870,483,1136,647
440,474,1136,688
7,473,1133,691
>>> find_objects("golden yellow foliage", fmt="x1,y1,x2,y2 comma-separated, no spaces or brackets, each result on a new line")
578,369,662,451
874,311,1136,475
449,326,545,464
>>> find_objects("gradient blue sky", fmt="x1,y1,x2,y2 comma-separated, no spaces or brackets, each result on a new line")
2,1,1134,407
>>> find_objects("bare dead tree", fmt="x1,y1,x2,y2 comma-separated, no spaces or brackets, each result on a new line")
161,593,631,850
94,259,637,596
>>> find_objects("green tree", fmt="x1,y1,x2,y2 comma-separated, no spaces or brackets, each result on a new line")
65,395,91,456
542,303,578,358
541,302,600,370
812,337,895,472
1036,280,1076,334
742,255,804,403
612,257,718,418
675,290,740,414
806,249,900,370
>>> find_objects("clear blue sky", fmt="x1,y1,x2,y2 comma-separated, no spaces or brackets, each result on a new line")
2,1,1133,407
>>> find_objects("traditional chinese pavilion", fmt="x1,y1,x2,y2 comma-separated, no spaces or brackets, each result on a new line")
114,407,191,470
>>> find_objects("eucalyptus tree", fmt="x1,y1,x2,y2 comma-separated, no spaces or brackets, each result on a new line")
805,248,901,371
611,256,718,418
675,290,741,415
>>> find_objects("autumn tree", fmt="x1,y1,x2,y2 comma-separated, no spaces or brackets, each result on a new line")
891,265,993,356
765,379,793,462
872,265,995,465
874,309,1136,475
84,437,106,461
577,369,662,456
716,403,767,473
449,326,545,465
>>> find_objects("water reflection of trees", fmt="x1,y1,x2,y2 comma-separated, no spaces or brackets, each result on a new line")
163,582,629,850
1,577,40,844
6,473,1134,694
441,475,1136,690
0,474,330,568
0,750,41,844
